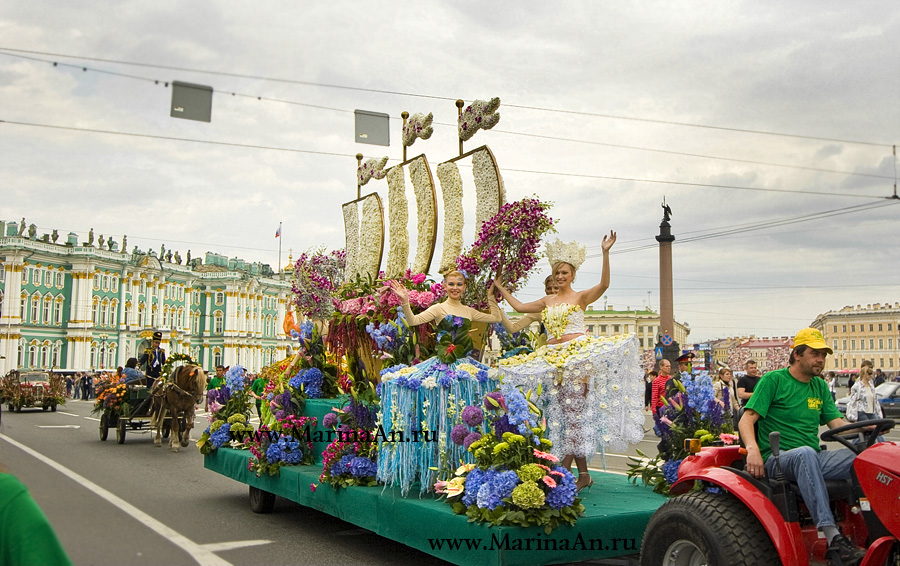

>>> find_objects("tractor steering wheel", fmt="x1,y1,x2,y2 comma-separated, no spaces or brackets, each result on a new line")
820,418,895,454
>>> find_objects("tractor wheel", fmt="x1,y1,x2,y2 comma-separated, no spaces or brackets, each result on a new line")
99,413,109,441
116,419,127,444
249,486,276,514
641,490,779,566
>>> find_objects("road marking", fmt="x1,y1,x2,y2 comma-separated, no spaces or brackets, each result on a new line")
199,540,272,552
0,433,233,566
58,411,80,417
37,425,81,429
84,417,101,422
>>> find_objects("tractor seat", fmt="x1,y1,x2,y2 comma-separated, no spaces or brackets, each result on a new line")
788,478,853,502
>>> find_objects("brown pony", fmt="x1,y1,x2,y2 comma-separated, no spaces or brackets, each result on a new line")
150,365,206,452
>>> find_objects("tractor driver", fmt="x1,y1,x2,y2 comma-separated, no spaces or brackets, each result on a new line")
739,327,866,566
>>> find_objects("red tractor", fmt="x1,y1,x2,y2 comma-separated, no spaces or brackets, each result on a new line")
641,419,899,566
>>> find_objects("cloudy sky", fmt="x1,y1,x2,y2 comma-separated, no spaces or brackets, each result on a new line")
2,2,898,342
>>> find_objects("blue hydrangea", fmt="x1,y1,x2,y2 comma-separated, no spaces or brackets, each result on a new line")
437,371,455,388
477,482,503,510
289,368,324,399
462,468,491,506
491,470,519,500
476,369,489,384
662,459,683,485
299,320,314,342
330,454,355,477
380,363,408,377
349,456,377,478
210,423,232,448
546,466,577,509
366,321,398,350
682,374,715,419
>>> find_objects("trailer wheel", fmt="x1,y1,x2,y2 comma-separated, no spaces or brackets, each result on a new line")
641,490,779,566
116,419,127,444
249,486,276,514
99,413,109,441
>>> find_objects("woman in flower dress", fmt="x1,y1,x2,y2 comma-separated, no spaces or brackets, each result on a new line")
493,232,644,491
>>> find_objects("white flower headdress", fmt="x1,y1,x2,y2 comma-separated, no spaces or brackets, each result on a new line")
546,239,586,271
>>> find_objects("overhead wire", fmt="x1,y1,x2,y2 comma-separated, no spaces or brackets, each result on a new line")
2,118,890,201
0,47,894,148
2,49,892,182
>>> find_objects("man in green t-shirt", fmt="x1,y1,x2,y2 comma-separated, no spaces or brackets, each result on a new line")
740,327,865,566
204,365,226,411
249,375,267,418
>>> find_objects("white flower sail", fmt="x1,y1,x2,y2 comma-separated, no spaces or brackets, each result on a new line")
408,156,437,275
385,166,409,277
472,147,505,233
436,161,464,274
358,194,384,278
342,201,360,282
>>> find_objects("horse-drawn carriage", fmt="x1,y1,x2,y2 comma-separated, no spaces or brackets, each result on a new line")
94,354,206,450
1,370,66,413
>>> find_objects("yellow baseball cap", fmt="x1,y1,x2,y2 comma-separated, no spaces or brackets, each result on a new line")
793,327,833,354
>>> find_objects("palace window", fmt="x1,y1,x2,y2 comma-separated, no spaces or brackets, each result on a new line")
51,343,61,368
33,268,42,286
42,296,51,324
869,339,875,350
213,348,223,367
44,270,53,287
93,274,100,290
215,292,224,305
214,311,224,334
31,294,41,324
92,299,99,326
192,312,200,334
29,345,38,368
112,277,119,293
54,299,64,325
138,303,146,327
55,271,64,288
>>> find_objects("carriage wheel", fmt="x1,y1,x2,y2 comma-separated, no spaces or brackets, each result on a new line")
99,413,109,441
249,486,276,514
116,419,127,444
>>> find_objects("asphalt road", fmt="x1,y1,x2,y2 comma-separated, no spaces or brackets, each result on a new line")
1,392,897,566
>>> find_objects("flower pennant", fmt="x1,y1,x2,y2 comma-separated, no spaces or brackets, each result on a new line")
402,112,434,147
358,156,389,187
458,97,500,142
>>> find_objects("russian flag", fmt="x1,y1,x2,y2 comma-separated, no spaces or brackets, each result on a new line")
275,224,281,238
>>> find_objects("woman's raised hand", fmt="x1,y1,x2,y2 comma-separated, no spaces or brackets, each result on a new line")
387,280,409,304
601,230,617,252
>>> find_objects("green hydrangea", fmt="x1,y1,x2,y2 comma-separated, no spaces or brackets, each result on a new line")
227,414,247,424
516,463,545,483
511,481,546,509
210,419,225,432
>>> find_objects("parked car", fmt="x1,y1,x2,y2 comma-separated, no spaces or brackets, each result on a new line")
835,381,900,418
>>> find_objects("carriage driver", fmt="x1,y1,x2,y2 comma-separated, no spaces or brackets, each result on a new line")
138,331,166,389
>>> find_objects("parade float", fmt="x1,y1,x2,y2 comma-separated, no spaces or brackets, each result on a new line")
202,97,666,565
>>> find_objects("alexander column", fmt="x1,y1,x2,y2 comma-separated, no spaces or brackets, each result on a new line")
655,200,680,363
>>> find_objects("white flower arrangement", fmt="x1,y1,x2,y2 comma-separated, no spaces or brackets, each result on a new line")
545,239,586,270
342,202,360,282
458,97,500,142
358,156,389,187
436,161,464,274
472,148,504,233
402,112,434,148
385,165,409,277
358,195,384,278
408,156,437,275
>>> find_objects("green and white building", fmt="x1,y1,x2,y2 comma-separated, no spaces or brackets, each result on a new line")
0,222,294,373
